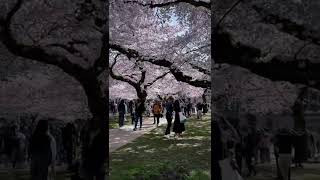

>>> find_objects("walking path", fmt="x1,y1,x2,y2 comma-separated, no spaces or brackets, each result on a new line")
109,117,167,153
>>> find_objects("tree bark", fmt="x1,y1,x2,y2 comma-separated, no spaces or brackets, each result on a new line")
77,72,108,178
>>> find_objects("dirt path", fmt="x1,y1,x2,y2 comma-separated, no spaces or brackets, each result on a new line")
109,117,167,153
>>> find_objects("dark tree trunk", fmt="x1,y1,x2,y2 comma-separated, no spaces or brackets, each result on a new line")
292,87,308,130
78,72,108,178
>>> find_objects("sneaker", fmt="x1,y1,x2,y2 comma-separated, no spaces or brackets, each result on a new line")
133,128,137,131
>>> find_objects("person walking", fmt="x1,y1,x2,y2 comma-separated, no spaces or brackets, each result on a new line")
134,99,145,131
129,100,135,125
187,101,192,117
173,100,185,138
164,96,174,137
62,122,76,170
196,102,203,120
244,128,257,177
29,119,56,180
10,123,26,169
276,128,294,180
293,130,306,168
118,100,126,128
153,100,162,127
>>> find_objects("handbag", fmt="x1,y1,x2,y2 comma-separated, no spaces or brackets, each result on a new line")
179,112,187,123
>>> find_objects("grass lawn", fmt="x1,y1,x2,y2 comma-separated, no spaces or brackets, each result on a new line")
109,115,211,180
109,114,133,129
247,163,320,180
0,168,70,180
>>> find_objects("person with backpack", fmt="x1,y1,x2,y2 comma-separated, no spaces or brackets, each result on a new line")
153,100,162,127
134,99,145,131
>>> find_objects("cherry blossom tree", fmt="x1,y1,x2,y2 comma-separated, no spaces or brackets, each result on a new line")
109,0,211,101
0,0,108,176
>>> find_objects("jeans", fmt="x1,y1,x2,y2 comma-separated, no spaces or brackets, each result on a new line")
134,114,143,129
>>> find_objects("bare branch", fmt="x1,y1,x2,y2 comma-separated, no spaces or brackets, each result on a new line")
144,71,170,88
109,53,139,88
124,0,210,9
110,43,211,88
216,0,243,29
0,0,88,80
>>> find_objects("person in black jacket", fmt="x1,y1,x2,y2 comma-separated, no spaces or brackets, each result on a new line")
164,96,174,136
134,99,145,131
129,100,135,125
173,100,185,138
118,100,126,127
276,128,294,180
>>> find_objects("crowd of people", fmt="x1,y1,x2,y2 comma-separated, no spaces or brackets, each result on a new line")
0,117,106,180
215,114,320,180
110,97,209,138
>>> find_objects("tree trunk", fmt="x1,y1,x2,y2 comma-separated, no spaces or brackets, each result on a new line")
292,87,307,130
78,72,108,178
136,89,147,104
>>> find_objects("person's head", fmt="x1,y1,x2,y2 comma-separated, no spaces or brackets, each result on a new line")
168,96,174,102
120,99,124,104
10,123,19,134
35,119,49,135
227,140,234,149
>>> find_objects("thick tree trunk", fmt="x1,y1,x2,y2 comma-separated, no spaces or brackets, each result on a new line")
136,88,147,104
292,87,308,130
78,72,108,178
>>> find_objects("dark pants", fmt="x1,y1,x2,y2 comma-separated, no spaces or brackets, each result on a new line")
245,154,256,176
131,112,135,124
119,112,125,127
165,114,173,135
275,155,281,179
154,114,160,125
134,114,143,129
31,158,49,180
235,155,242,173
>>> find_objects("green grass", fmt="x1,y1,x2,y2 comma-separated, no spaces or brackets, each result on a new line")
247,163,320,180
109,114,133,129
0,168,70,180
109,115,211,180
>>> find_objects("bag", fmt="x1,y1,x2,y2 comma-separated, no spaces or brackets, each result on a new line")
179,112,187,123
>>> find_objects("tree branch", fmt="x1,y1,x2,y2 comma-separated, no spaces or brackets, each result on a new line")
144,71,170,88
0,0,88,81
124,0,210,9
216,0,243,29
109,43,211,88
109,53,139,88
